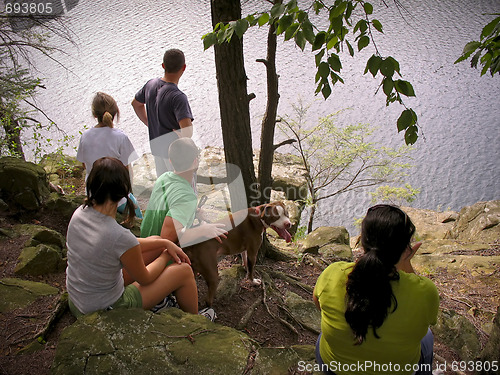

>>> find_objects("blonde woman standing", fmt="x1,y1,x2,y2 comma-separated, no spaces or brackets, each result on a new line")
77,92,141,217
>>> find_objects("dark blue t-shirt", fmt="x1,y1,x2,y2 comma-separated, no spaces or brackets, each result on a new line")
135,78,194,141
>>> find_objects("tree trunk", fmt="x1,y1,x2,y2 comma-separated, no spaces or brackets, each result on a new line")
0,108,25,159
257,21,279,205
307,204,316,234
211,0,257,211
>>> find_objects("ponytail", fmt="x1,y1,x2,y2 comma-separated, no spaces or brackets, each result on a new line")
345,204,415,345
102,111,114,127
345,250,399,345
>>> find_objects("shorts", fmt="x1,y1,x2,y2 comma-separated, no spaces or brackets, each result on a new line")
68,284,143,318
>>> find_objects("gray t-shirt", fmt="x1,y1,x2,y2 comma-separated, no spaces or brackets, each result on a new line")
66,205,139,314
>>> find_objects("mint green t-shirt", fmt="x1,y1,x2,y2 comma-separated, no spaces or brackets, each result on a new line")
314,261,439,375
140,172,197,238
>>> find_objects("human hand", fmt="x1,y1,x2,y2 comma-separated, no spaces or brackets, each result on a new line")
396,242,422,274
163,241,191,265
202,223,228,243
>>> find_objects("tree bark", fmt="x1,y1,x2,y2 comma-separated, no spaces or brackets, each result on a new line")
211,0,257,211
257,21,279,205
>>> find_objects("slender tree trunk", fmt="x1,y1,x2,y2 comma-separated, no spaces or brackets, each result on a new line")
257,21,279,205
211,0,257,211
0,108,25,159
307,204,316,234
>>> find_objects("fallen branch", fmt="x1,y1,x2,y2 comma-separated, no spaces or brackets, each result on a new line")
237,297,262,330
261,278,298,335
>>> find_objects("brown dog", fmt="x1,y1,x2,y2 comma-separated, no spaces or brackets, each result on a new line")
183,201,292,306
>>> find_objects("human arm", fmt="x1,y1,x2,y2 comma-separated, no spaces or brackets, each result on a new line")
396,242,422,274
131,98,148,126
313,288,321,311
178,118,193,138
160,215,227,245
120,238,190,286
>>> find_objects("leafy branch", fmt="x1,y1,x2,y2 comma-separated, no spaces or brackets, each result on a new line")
202,0,420,144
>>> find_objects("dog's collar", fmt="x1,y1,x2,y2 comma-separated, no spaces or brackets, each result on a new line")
254,206,270,228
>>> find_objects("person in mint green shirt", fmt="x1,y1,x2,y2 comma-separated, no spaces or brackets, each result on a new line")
313,205,439,375
140,138,227,250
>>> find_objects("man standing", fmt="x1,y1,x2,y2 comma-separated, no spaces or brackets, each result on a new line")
132,48,194,177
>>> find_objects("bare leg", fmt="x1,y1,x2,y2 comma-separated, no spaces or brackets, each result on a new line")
134,262,198,314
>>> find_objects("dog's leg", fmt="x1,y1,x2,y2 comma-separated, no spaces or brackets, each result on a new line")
241,250,247,267
198,252,220,307
245,248,261,286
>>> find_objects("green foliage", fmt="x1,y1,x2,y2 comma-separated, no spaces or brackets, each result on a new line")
370,183,420,206
278,100,417,230
202,0,420,145
455,13,500,76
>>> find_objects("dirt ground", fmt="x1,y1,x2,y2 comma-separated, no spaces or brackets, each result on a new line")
0,200,497,375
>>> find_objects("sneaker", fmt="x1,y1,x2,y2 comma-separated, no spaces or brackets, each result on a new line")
198,307,217,321
151,294,179,313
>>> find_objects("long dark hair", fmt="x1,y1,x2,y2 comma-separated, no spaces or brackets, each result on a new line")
345,204,415,345
84,157,135,227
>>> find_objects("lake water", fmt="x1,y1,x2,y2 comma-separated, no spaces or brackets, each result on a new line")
26,0,500,233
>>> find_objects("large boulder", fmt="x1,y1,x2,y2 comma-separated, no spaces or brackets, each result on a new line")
51,308,317,375
39,153,84,186
432,308,481,362
0,278,59,313
445,200,500,244
300,226,352,261
478,306,500,374
0,157,50,210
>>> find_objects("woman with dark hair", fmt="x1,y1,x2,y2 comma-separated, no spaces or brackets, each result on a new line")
313,205,439,375
65,157,203,318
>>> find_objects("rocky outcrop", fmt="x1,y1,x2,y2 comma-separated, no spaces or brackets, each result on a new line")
0,157,50,210
299,226,352,261
51,308,316,375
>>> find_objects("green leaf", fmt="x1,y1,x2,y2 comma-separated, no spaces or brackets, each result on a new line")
354,19,368,34
383,77,394,96
405,125,419,145
363,2,373,15
365,54,382,76
357,35,370,51
481,16,500,39
326,35,339,50
330,2,347,19
277,14,294,35
394,80,416,97
286,0,298,12
235,19,249,38
202,32,217,50
270,3,286,19
258,13,270,26
397,109,416,132
285,23,300,41
386,56,401,76
463,41,481,54
346,40,354,56
380,58,395,77
372,19,383,33
345,2,354,19
315,50,325,67
328,54,342,72
318,61,330,78
322,82,332,99
313,32,327,51
302,20,315,44
294,30,306,50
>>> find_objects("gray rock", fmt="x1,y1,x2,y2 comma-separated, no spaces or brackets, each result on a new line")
478,306,500,374
300,226,352,261
14,244,66,276
445,200,500,244
0,157,50,210
0,278,59,313
51,308,316,375
433,308,481,362
284,291,321,334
